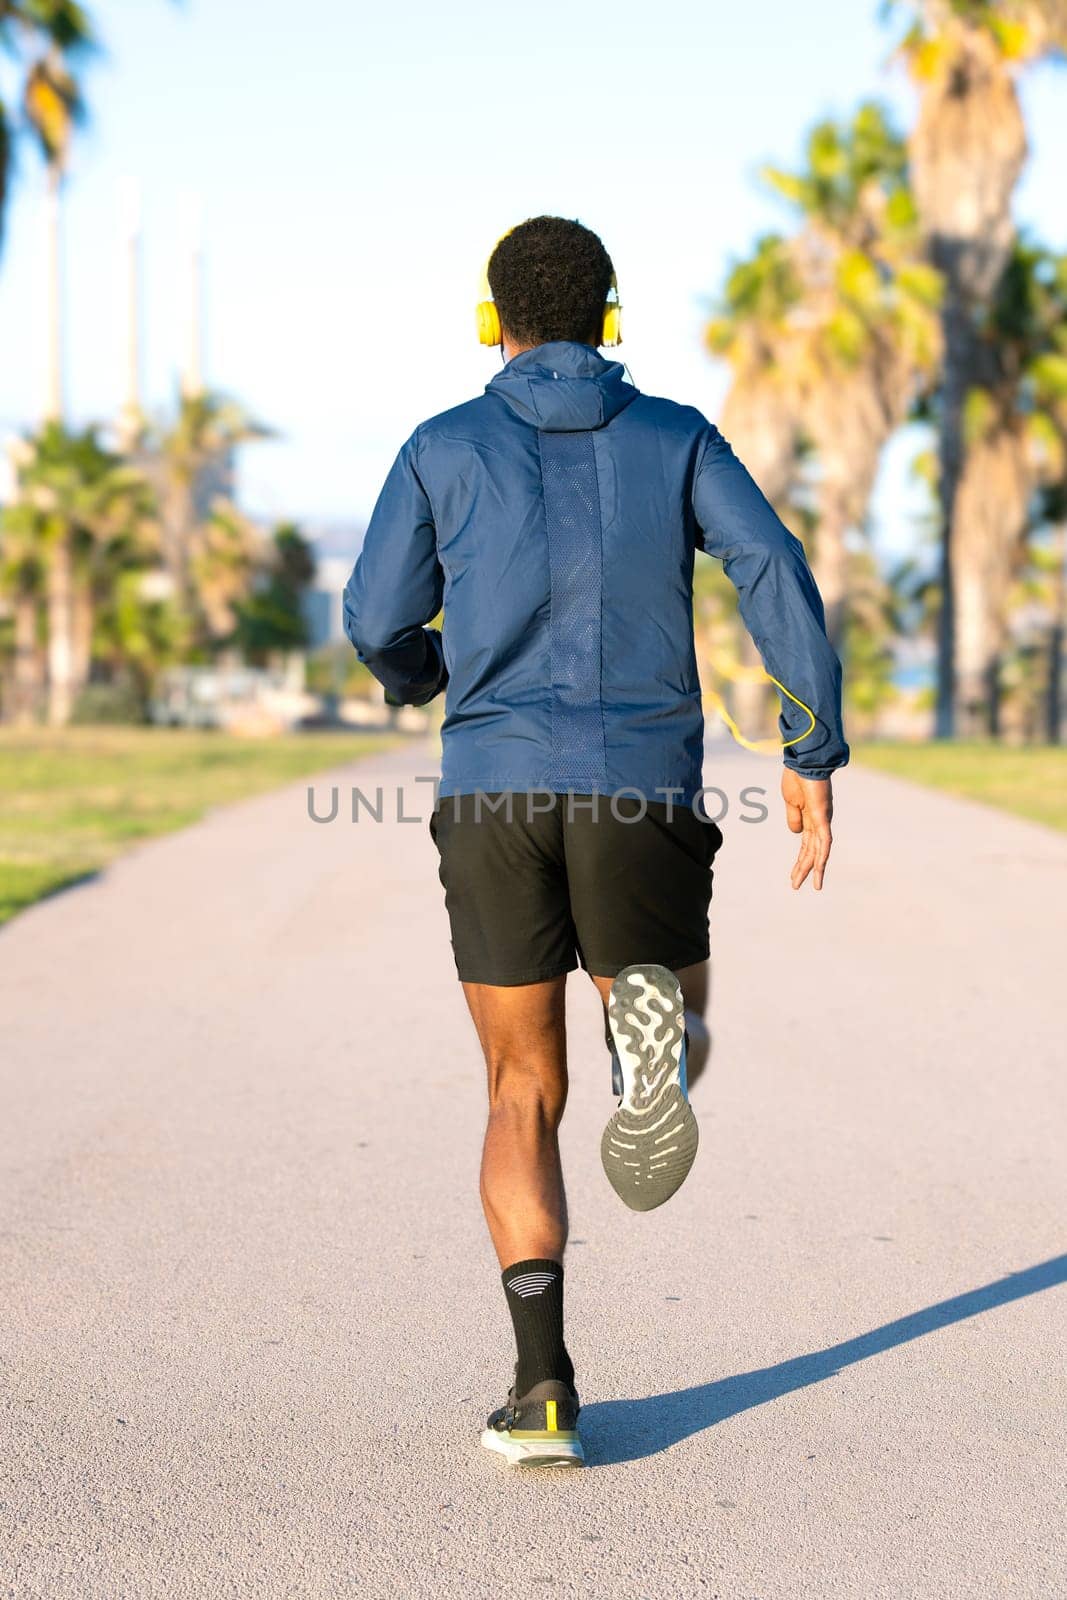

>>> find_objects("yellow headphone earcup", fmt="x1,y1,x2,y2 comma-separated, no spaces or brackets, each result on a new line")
476,299,502,347
602,303,622,348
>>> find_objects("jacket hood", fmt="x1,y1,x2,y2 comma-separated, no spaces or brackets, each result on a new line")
486,341,639,432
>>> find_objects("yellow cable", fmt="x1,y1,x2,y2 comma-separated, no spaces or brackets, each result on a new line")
704,654,816,756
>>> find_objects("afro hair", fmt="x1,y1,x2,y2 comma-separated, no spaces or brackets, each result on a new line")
487,216,615,349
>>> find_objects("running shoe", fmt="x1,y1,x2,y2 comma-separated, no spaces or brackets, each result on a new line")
481,1379,584,1468
601,963,700,1211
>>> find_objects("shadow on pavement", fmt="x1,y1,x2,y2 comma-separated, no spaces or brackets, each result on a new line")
583,1253,1067,1467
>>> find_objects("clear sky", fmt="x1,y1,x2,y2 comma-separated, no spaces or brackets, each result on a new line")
0,0,1064,549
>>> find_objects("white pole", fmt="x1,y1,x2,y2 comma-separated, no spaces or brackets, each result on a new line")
44,172,64,425
178,190,204,400
117,176,143,451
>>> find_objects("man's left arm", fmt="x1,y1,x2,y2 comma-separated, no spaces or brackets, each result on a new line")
692,425,849,779
343,429,447,707
692,424,848,891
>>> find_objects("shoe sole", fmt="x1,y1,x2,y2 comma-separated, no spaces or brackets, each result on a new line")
480,1428,585,1467
601,964,699,1212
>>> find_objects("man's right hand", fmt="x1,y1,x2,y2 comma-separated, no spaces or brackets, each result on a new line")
781,770,834,892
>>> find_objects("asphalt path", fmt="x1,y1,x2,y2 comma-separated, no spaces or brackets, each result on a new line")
2,740,1064,1599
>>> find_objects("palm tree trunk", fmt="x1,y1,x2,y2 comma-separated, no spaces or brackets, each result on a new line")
12,591,42,725
47,534,75,726
953,420,1031,739
934,301,976,739
71,580,93,700
1048,625,1064,745
909,17,1028,739
984,654,1001,741
956,578,1008,739
162,476,194,604
1048,522,1066,745
813,497,850,656
955,552,989,738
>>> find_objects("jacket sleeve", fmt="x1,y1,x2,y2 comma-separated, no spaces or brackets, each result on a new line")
692,426,849,778
342,429,448,707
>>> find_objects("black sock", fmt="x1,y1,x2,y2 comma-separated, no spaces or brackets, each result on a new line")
501,1258,575,1396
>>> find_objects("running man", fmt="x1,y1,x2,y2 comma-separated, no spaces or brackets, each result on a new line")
343,216,848,1467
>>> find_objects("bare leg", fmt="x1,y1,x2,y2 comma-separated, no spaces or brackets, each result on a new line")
591,959,711,1088
463,977,569,1268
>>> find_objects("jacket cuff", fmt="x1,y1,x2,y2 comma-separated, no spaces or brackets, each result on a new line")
404,629,448,706
783,751,849,781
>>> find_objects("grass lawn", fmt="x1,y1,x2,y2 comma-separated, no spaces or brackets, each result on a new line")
854,741,1067,833
0,727,396,927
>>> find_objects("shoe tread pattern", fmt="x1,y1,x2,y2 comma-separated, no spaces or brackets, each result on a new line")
601,964,699,1211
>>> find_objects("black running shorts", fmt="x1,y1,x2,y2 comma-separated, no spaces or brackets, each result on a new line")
429,792,722,986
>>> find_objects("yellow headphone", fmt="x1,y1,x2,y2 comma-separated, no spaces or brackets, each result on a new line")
475,231,622,349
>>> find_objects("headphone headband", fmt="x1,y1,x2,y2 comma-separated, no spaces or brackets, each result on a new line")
475,233,622,349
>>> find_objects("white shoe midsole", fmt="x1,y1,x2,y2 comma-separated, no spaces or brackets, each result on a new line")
480,1429,585,1465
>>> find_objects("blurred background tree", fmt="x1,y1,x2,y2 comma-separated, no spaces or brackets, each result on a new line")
1,3,95,252
757,101,942,651
18,1,94,421
1,0,1065,750
151,392,270,615
1,423,154,723
698,5,1067,751
232,523,314,666
888,0,1067,732
706,101,941,736
0,1,324,730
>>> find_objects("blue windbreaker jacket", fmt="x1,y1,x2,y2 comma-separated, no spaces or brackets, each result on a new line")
343,341,848,802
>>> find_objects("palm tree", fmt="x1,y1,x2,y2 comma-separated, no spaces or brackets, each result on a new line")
1042,504,1066,741
1,3,94,259
708,105,940,662
758,102,943,651
841,546,905,735
231,523,315,665
72,450,157,695
21,3,94,421
191,504,262,646
1024,251,1067,740
1,3,23,248
889,0,1067,733
8,423,155,723
705,235,807,736
93,567,187,714
0,487,46,723
950,243,1067,732
706,234,804,504
151,392,270,614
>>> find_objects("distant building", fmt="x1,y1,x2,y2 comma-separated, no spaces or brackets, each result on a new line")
302,555,355,649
